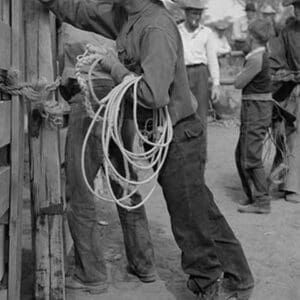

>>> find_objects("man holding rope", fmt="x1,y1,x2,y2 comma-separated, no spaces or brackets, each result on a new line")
38,0,254,298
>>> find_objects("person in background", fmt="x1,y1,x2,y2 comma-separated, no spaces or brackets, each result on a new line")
234,19,274,214
178,0,220,137
269,0,300,204
212,19,232,57
260,3,278,37
38,0,254,299
231,3,257,52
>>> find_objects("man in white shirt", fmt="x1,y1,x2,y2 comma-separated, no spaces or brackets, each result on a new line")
178,0,220,135
212,20,232,57
231,3,257,51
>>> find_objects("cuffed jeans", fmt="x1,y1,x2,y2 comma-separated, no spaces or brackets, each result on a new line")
65,93,155,284
158,114,254,291
235,100,273,207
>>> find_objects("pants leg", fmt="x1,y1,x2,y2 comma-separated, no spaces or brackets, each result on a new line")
158,115,253,291
186,64,210,134
284,86,300,194
235,101,273,206
66,94,155,283
207,186,254,289
66,97,107,283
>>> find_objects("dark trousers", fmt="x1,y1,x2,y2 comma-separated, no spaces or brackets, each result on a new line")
186,64,210,134
65,94,155,283
158,114,254,291
235,100,273,206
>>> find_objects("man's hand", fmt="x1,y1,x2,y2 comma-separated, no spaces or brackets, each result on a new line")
99,49,122,73
211,85,221,103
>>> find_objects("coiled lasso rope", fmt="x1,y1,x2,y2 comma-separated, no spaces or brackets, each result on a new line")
75,44,173,210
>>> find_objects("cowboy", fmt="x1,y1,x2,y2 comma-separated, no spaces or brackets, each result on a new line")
260,4,278,37
269,0,300,204
231,3,257,51
178,0,220,137
212,19,232,57
38,0,254,298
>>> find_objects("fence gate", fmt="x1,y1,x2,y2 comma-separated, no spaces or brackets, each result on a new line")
0,0,24,299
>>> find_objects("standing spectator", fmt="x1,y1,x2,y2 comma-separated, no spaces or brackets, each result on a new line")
178,0,220,137
212,20,232,57
234,19,274,214
269,0,300,204
260,3,278,37
231,3,257,52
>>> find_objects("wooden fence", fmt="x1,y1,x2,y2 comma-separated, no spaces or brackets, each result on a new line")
0,0,24,299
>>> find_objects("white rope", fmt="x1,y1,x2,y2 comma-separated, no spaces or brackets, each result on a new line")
76,44,173,211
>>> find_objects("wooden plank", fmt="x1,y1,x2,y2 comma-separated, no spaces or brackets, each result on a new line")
8,0,24,299
2,0,10,25
25,1,66,299
0,167,10,218
0,289,7,299
0,22,11,70
0,101,11,148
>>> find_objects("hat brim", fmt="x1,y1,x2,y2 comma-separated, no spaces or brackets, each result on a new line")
182,6,207,10
282,0,297,6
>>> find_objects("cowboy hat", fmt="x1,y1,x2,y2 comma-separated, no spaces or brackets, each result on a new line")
282,0,300,6
260,4,276,14
179,0,208,10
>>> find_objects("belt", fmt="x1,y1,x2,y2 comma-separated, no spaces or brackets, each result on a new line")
186,63,204,68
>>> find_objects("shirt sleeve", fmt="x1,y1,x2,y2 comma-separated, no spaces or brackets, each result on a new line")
234,52,263,89
269,32,289,74
135,27,178,109
206,29,220,86
39,0,120,39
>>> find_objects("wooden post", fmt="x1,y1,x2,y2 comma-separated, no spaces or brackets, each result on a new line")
8,0,24,299
24,1,65,299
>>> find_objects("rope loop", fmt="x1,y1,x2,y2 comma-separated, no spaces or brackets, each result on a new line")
76,44,174,210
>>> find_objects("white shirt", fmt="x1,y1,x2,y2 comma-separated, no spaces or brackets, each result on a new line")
212,31,231,56
178,22,220,85
231,16,248,42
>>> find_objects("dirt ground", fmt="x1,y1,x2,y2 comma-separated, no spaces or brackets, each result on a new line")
21,122,300,300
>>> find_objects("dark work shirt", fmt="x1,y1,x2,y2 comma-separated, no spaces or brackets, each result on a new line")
269,19,300,100
40,0,197,125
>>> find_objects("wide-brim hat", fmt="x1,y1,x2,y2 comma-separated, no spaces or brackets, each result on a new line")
245,3,256,12
213,20,231,30
260,4,277,14
179,0,208,10
282,0,300,6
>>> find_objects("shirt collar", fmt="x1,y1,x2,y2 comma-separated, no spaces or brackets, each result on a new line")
245,46,266,60
126,2,156,33
183,22,205,36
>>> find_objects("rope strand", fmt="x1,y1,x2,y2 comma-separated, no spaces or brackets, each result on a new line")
76,44,173,210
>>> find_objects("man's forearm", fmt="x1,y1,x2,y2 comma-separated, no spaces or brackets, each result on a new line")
38,0,118,39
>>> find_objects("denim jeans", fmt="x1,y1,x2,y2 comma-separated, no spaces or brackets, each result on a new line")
65,93,155,284
235,100,273,207
186,64,209,135
157,114,254,291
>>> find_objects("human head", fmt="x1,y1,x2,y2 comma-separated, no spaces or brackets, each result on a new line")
260,4,277,22
283,0,300,21
180,0,208,30
248,19,273,47
245,3,256,21
213,20,230,37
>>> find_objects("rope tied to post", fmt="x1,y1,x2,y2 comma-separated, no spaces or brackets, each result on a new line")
0,68,66,128
76,44,174,210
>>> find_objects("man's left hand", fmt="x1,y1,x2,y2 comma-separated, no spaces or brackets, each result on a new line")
100,49,122,73
211,85,221,103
